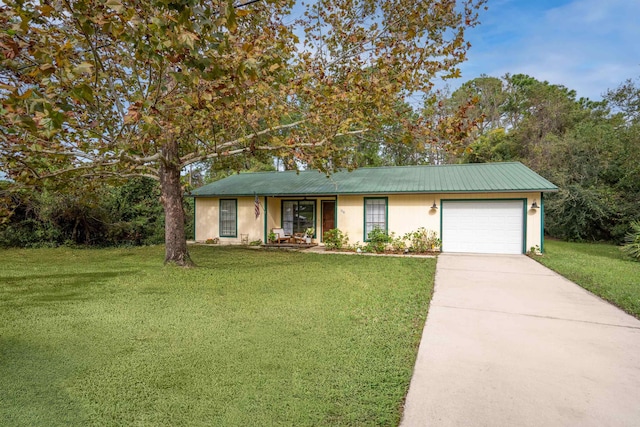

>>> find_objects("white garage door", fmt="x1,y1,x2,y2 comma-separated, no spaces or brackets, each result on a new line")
442,200,524,254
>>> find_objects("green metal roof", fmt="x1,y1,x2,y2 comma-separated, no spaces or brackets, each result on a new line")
190,162,558,197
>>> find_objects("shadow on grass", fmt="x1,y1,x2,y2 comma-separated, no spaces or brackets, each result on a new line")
1,270,137,286
0,336,89,426
0,270,138,303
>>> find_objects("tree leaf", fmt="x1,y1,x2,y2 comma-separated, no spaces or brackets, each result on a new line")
105,0,124,13
74,62,94,75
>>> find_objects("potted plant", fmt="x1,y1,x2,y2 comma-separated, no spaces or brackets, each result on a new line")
268,231,277,244
304,227,315,244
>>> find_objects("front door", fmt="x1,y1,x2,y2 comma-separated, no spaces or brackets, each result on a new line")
321,201,336,241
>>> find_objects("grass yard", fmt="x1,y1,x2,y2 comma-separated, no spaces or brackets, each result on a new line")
0,245,434,426
537,240,640,319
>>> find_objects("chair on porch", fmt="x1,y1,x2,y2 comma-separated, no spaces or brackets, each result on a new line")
271,228,291,243
291,233,306,244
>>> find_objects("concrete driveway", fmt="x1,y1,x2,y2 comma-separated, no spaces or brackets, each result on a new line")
401,254,640,427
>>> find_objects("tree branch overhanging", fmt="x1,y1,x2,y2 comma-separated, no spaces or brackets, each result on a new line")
181,127,369,165
180,119,308,167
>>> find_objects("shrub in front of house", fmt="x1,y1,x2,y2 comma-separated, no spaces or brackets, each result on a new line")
364,227,392,253
404,228,441,253
323,228,349,250
390,232,407,252
323,227,441,254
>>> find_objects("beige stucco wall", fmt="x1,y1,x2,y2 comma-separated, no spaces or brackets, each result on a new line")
195,197,263,244
194,198,218,242
337,192,544,251
196,192,545,251
337,194,440,245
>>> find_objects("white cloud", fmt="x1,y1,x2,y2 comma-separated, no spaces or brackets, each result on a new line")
444,0,640,100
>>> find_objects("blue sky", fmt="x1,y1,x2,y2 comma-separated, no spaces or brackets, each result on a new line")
448,0,640,100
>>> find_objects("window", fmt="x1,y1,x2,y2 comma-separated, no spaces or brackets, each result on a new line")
364,198,387,240
219,199,237,237
282,200,315,235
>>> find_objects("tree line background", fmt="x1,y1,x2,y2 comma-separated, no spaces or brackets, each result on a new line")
2,73,639,247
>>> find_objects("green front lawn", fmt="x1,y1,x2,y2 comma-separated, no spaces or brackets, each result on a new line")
0,246,434,426
538,240,640,319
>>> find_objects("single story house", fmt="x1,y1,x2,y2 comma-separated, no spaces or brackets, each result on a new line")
190,162,558,254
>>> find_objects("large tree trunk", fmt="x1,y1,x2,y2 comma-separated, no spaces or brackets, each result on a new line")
159,138,194,266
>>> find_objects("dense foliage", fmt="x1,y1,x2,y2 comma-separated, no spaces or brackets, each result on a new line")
0,178,165,247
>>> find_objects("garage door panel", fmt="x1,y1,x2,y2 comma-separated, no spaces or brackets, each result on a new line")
442,200,524,254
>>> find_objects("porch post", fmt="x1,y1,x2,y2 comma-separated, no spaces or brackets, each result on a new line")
263,196,268,243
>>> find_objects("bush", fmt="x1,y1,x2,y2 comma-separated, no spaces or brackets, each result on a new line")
390,233,407,252
622,221,640,261
364,227,392,253
544,185,617,242
323,228,349,250
404,228,441,253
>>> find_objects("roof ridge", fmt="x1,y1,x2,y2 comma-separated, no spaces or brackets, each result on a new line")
222,162,525,176
334,162,523,170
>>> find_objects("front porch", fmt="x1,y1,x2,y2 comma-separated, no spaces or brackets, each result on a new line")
193,194,337,245
264,197,337,246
